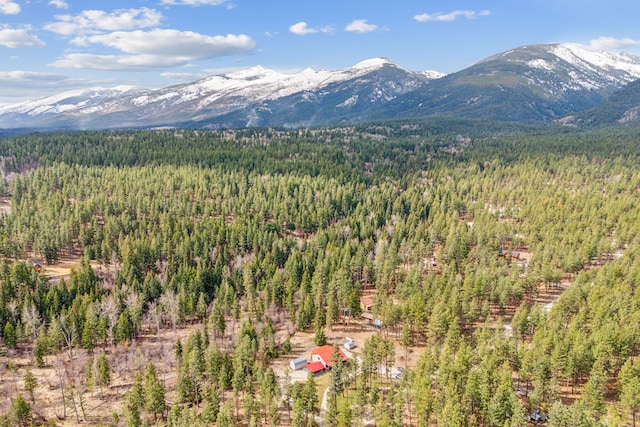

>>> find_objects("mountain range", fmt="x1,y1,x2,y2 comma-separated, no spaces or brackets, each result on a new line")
1,43,640,130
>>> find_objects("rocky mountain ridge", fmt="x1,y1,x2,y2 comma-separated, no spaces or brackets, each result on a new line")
1,43,639,129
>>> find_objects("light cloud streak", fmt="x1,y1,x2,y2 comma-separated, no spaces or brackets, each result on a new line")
160,0,232,6
0,71,68,104
414,10,491,22
588,36,640,51
0,70,66,84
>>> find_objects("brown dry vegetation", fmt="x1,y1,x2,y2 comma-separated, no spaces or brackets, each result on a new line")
0,251,427,426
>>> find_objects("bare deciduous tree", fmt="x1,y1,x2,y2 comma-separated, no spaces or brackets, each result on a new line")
54,354,68,420
22,302,40,342
100,295,119,346
58,313,76,361
7,300,18,323
147,300,162,341
160,290,179,337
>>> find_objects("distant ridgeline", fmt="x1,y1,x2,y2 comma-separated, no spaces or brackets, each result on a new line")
1,119,639,172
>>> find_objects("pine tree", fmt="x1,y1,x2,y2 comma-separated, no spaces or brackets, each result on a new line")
328,345,346,399
81,318,96,353
82,304,97,352
314,325,327,346
581,362,606,419
303,372,319,420
144,362,166,422
97,351,111,397
115,310,133,343
201,379,221,424
400,322,413,368
324,392,339,427
8,394,32,426
216,401,235,427
33,326,48,367
22,369,37,404
291,385,307,427
4,321,16,349
620,358,640,427
124,371,144,427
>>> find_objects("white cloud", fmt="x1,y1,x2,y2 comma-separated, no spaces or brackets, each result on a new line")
344,19,379,33
48,0,69,9
0,0,20,15
0,27,46,48
289,22,333,36
0,72,113,106
44,8,163,35
0,71,67,103
160,0,232,6
588,36,640,51
290,22,317,36
50,54,192,71
50,29,256,71
414,10,491,22
86,29,254,57
0,70,66,84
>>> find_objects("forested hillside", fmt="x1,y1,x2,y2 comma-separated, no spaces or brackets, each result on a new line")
1,121,640,426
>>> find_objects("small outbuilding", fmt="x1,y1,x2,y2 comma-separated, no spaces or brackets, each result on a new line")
361,312,374,321
27,260,43,273
360,296,374,312
527,409,548,423
290,357,308,371
500,250,520,261
304,361,326,375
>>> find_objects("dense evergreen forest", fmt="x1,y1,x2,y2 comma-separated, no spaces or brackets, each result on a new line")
1,120,640,426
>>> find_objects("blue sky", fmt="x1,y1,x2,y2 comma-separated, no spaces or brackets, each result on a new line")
1,0,640,104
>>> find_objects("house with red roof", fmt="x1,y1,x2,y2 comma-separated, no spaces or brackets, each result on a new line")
310,345,349,368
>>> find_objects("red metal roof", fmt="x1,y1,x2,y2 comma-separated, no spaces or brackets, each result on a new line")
311,345,348,367
304,361,326,373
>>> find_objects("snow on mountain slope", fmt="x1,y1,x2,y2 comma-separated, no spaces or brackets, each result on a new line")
0,57,435,129
417,70,446,80
373,43,640,124
0,86,144,116
1,43,639,129
551,44,640,79
484,43,640,92
129,57,413,110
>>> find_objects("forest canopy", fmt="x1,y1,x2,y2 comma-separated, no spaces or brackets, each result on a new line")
0,121,640,426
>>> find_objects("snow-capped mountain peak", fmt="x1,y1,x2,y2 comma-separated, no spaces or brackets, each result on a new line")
417,70,446,80
484,43,640,91
351,57,396,70
128,58,426,112
1,43,639,130
551,43,640,79
226,65,279,80
0,86,145,116
0,57,436,129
